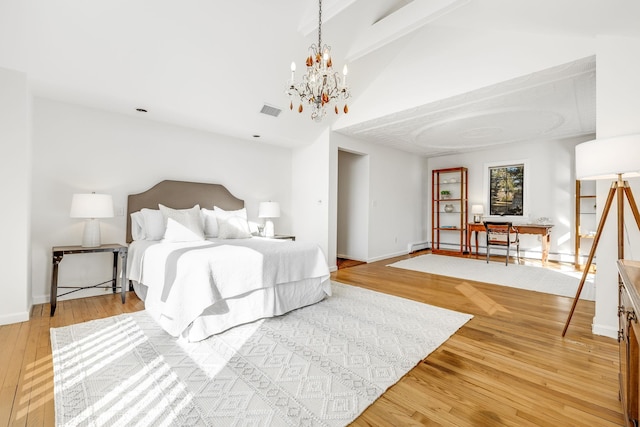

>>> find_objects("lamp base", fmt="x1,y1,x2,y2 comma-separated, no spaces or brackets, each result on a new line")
82,219,102,247
264,220,275,238
473,214,482,223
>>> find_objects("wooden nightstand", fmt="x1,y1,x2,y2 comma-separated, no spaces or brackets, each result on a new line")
50,244,128,316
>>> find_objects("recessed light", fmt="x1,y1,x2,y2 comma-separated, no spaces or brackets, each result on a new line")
136,108,147,113
253,134,260,138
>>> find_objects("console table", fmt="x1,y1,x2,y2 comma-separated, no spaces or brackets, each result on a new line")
50,244,128,316
467,223,553,263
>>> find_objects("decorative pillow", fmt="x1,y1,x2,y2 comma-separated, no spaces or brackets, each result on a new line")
201,208,219,238
159,204,205,242
217,215,252,239
140,208,165,240
213,206,248,220
130,211,146,240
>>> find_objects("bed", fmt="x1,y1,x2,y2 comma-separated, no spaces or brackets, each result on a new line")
125,180,331,342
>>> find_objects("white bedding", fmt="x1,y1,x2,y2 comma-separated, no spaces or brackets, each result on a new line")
127,237,331,340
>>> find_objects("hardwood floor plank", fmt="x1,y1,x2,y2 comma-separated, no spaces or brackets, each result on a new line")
0,386,16,427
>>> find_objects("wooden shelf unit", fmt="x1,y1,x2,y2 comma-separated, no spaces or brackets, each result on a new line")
432,167,468,255
575,180,597,269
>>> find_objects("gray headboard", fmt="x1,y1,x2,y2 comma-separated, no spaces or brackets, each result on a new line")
126,180,244,243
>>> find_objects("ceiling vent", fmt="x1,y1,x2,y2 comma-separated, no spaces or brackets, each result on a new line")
260,104,282,117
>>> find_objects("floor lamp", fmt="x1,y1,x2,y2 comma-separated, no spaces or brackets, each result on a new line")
562,135,640,336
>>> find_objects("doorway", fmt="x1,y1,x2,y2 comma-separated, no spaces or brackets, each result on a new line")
337,149,369,266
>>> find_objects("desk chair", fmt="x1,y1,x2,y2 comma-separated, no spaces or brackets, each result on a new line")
484,221,520,266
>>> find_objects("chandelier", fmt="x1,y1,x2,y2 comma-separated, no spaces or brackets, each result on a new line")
286,0,350,122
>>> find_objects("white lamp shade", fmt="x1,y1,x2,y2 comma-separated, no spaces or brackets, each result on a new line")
471,204,484,214
258,201,280,218
70,193,114,218
576,135,640,180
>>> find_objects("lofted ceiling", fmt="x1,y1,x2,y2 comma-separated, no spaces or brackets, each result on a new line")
335,55,596,157
5,0,640,157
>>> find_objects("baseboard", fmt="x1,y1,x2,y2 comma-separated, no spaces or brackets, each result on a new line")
0,309,30,326
591,322,618,339
336,254,367,262
33,294,49,305
408,241,430,253
368,250,408,263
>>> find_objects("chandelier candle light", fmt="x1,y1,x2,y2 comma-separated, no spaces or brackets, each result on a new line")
287,0,350,122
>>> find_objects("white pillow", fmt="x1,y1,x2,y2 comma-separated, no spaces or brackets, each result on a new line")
217,215,252,239
201,208,219,238
130,211,146,240
214,206,247,220
159,204,205,242
140,208,165,240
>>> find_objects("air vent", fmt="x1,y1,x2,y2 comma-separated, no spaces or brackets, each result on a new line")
260,104,282,117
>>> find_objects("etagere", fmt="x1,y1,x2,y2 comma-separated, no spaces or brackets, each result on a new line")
574,180,597,269
432,167,468,255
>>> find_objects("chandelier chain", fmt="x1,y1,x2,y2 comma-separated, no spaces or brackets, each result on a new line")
318,0,322,49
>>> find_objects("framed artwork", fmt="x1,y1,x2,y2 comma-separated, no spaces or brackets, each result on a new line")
488,163,525,216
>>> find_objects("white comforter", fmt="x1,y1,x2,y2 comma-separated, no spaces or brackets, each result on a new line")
127,237,330,336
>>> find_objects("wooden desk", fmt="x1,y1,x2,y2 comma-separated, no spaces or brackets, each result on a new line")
467,223,553,263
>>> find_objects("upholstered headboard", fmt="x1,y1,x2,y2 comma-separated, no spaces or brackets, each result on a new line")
126,180,244,243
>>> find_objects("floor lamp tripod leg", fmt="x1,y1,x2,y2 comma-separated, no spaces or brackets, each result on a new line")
562,184,617,337
623,185,640,232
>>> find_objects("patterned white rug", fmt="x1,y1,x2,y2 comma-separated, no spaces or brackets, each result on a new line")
388,254,595,301
51,281,472,427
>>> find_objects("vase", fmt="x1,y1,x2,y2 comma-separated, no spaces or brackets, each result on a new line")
444,204,454,213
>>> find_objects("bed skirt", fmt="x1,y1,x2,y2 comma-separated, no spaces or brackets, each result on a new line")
133,278,331,341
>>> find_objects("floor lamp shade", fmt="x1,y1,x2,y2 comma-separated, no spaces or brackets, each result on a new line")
258,201,280,237
70,193,114,247
575,135,640,180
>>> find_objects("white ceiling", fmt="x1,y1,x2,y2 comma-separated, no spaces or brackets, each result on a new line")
6,0,640,157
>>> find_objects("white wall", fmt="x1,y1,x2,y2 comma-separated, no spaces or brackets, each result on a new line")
427,137,593,259
31,98,294,304
0,0,27,72
592,36,640,338
291,129,332,266
331,133,424,262
0,67,32,324
337,150,369,261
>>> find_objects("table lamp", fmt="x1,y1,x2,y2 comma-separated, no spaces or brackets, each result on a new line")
562,134,640,336
70,193,114,247
258,201,280,237
471,205,484,223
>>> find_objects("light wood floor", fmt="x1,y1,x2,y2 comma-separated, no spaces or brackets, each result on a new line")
0,252,623,426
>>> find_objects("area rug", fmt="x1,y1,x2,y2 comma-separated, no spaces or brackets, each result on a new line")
388,254,595,301
51,281,472,426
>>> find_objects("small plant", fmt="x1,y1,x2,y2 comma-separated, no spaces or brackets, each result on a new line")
440,190,451,199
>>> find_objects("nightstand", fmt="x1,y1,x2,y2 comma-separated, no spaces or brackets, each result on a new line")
271,234,295,241
50,244,128,316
